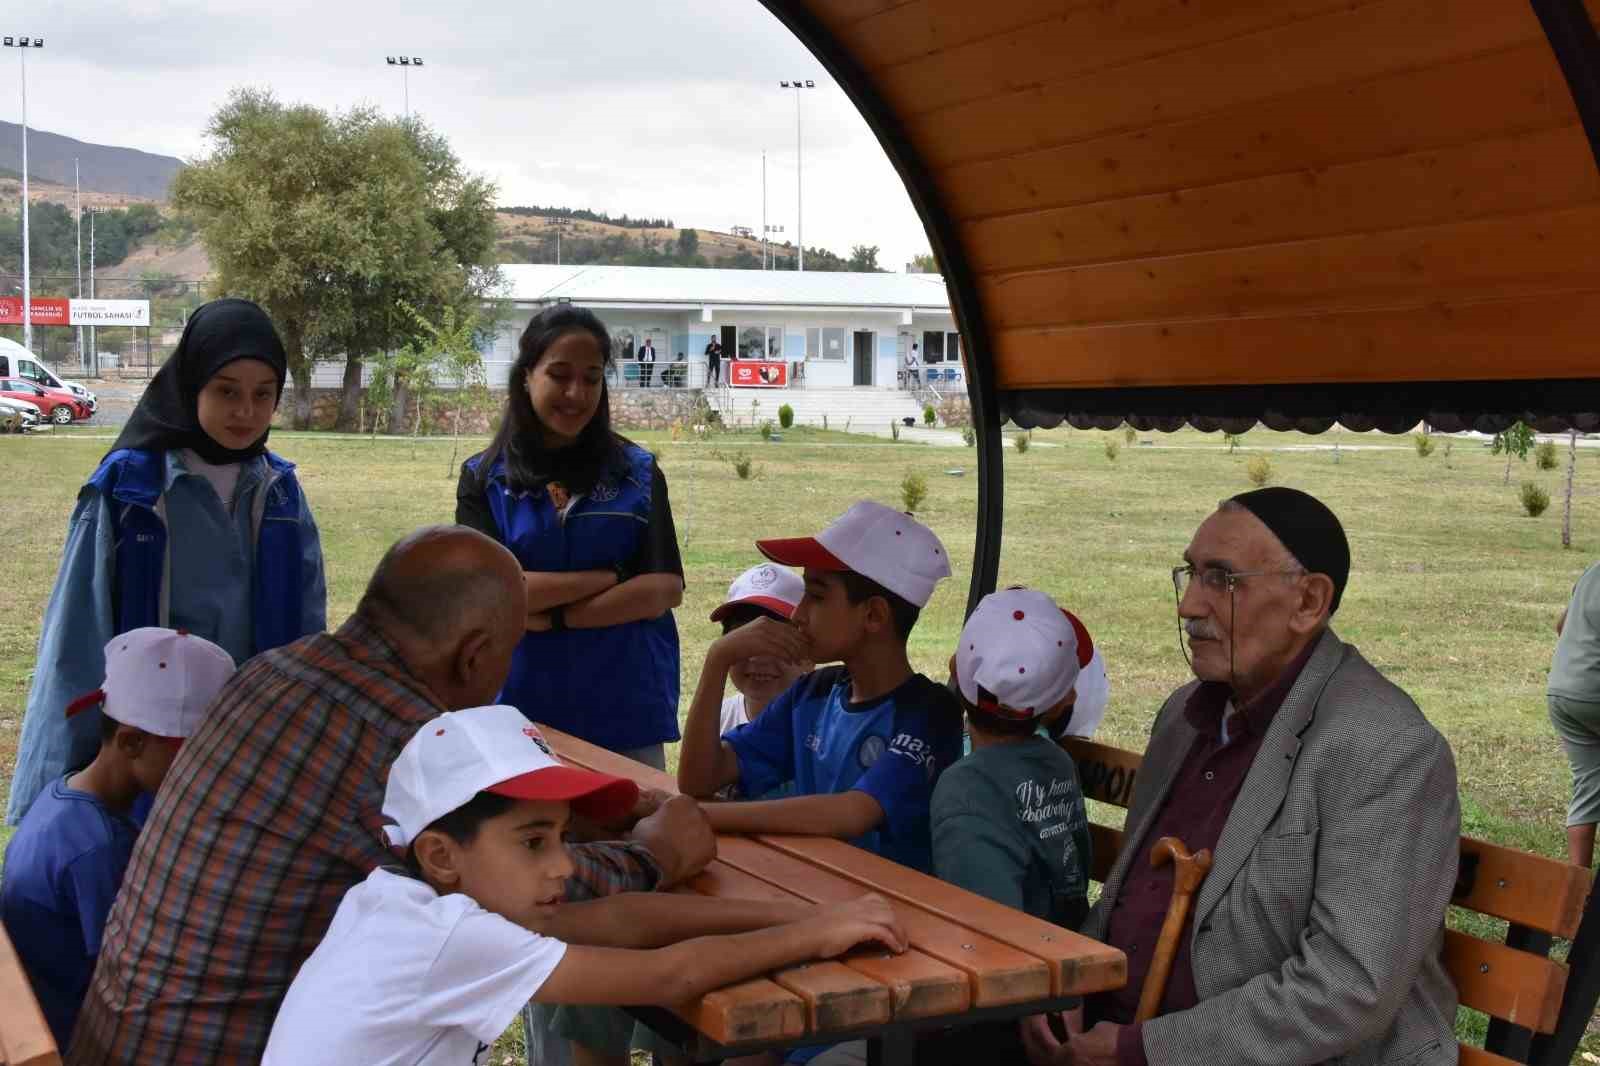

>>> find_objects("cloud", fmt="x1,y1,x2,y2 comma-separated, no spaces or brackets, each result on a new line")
3,0,933,267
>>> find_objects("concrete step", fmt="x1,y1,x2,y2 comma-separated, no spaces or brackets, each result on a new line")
717,387,929,431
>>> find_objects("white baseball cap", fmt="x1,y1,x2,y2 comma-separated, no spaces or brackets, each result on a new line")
710,563,805,623
756,500,951,608
65,627,235,739
382,706,640,848
955,588,1081,720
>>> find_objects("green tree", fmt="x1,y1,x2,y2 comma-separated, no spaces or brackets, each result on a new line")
846,244,882,272
677,228,699,261
910,252,939,274
1491,422,1536,485
172,89,501,430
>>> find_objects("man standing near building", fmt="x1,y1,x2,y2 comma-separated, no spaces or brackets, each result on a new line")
639,337,657,388
1026,487,1459,1066
706,336,722,386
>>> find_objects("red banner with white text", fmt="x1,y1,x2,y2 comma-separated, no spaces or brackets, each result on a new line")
0,297,71,326
728,360,789,388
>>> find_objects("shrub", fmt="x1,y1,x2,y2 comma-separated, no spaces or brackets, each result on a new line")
1013,432,1031,454
1246,455,1272,486
923,404,937,427
1536,440,1558,470
1223,432,1244,453
760,420,774,442
730,451,754,480
778,404,794,429
1104,438,1120,461
901,471,929,513
1413,433,1435,458
890,420,901,442
1521,480,1550,517
1123,424,1137,445
961,426,976,447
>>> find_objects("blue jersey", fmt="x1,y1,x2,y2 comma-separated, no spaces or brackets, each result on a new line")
0,775,143,1048
723,666,962,873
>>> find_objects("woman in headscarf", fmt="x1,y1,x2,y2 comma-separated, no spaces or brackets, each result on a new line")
4,298,327,824
456,305,684,768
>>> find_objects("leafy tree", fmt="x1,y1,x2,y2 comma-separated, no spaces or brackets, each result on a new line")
677,228,699,259
1491,422,1536,485
910,252,940,274
173,89,501,429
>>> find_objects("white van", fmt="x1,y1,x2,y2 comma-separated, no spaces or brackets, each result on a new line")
0,338,97,412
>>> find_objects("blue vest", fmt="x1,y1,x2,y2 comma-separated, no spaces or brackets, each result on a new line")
86,448,307,655
468,444,681,752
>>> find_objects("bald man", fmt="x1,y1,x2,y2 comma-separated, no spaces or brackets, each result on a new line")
70,526,713,1066
1027,489,1459,1066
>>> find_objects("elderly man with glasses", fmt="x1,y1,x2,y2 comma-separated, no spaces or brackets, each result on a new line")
1025,487,1460,1066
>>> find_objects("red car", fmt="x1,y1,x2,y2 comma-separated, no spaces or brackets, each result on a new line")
0,377,91,425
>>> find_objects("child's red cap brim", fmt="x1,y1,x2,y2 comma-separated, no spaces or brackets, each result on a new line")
486,766,641,824
756,537,848,571
709,595,798,623
65,689,106,718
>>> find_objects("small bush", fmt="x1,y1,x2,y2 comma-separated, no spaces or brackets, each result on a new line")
1104,438,1120,461
961,426,976,447
778,404,794,429
1223,432,1244,453
730,452,755,480
901,471,929,513
890,420,901,442
1413,433,1435,458
1246,455,1272,487
1536,440,1558,470
760,420,774,442
1013,432,1031,454
923,404,937,427
1123,424,1137,445
1521,480,1550,517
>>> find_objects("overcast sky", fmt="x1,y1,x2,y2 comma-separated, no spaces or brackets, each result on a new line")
4,0,936,269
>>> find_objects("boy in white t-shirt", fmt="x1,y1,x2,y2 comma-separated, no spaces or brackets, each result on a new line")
713,563,809,735
263,704,905,1066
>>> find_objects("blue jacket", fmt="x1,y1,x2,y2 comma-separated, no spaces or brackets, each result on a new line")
466,444,680,752
5,449,326,824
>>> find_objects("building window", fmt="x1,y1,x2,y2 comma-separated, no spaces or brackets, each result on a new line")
921,330,960,364
739,326,784,359
821,327,846,361
806,328,821,360
612,327,636,362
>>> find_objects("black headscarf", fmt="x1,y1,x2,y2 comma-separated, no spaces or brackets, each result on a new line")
109,298,288,465
1228,486,1351,614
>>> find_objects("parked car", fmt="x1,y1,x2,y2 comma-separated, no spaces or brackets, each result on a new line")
0,396,41,433
0,339,98,412
0,378,91,424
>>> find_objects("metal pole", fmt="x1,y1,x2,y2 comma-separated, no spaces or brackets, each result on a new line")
89,209,97,375
795,89,803,272
19,45,32,353
403,65,409,119
762,151,768,270
75,158,84,371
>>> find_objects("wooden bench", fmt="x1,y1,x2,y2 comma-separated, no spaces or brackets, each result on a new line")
541,724,1127,1064
0,921,60,1066
1062,737,1600,1066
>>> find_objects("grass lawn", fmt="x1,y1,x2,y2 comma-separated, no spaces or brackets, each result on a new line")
1,422,1595,1059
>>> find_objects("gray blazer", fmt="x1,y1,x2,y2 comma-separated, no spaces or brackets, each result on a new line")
1083,629,1460,1065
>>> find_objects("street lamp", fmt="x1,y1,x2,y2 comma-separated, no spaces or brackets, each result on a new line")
777,79,815,271
5,35,44,354
551,217,574,266
384,55,424,119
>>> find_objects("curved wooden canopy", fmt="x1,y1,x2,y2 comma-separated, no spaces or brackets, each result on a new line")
761,0,1600,436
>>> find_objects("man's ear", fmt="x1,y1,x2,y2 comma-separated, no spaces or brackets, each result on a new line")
863,595,894,636
1290,573,1335,634
452,626,494,690
114,726,147,759
412,830,462,886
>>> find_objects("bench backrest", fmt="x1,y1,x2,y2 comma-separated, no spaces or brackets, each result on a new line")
1060,737,1598,1066
0,921,60,1066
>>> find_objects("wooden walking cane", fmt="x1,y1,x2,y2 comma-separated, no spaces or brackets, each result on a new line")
1134,836,1213,1023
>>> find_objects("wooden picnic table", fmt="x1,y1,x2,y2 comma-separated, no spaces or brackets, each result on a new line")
540,725,1127,1066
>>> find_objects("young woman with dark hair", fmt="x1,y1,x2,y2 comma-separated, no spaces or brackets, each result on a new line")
456,305,684,768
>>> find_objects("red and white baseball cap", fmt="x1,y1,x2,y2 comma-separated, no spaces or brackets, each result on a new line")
709,563,805,623
65,627,235,739
382,706,640,848
955,588,1081,720
756,500,951,608
1060,609,1110,738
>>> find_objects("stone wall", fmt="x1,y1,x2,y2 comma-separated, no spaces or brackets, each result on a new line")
937,392,973,428
275,386,711,434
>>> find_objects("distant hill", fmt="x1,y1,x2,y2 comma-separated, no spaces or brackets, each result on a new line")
0,122,183,200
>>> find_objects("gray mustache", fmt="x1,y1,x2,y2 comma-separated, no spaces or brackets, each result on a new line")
1184,619,1222,641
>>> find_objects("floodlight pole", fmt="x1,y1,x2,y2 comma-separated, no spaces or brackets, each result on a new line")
5,37,44,353
778,79,816,271
76,157,84,370
384,55,424,120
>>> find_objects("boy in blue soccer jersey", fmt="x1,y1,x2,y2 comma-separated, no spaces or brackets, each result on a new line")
678,500,962,876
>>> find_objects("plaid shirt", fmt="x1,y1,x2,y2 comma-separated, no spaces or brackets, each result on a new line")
68,615,660,1066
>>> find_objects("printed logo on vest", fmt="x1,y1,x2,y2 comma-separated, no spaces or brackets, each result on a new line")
857,734,887,769
589,481,620,503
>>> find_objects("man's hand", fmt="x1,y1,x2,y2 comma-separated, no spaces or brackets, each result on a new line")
710,616,811,672
630,787,672,822
1020,1007,1121,1066
627,794,716,888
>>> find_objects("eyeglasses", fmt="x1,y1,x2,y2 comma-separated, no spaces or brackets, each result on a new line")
1171,564,1304,598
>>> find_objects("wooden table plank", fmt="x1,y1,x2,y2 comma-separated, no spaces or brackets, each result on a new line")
716,836,1049,1008
759,835,1126,998
690,862,971,1020
676,978,807,1047
0,922,60,1066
